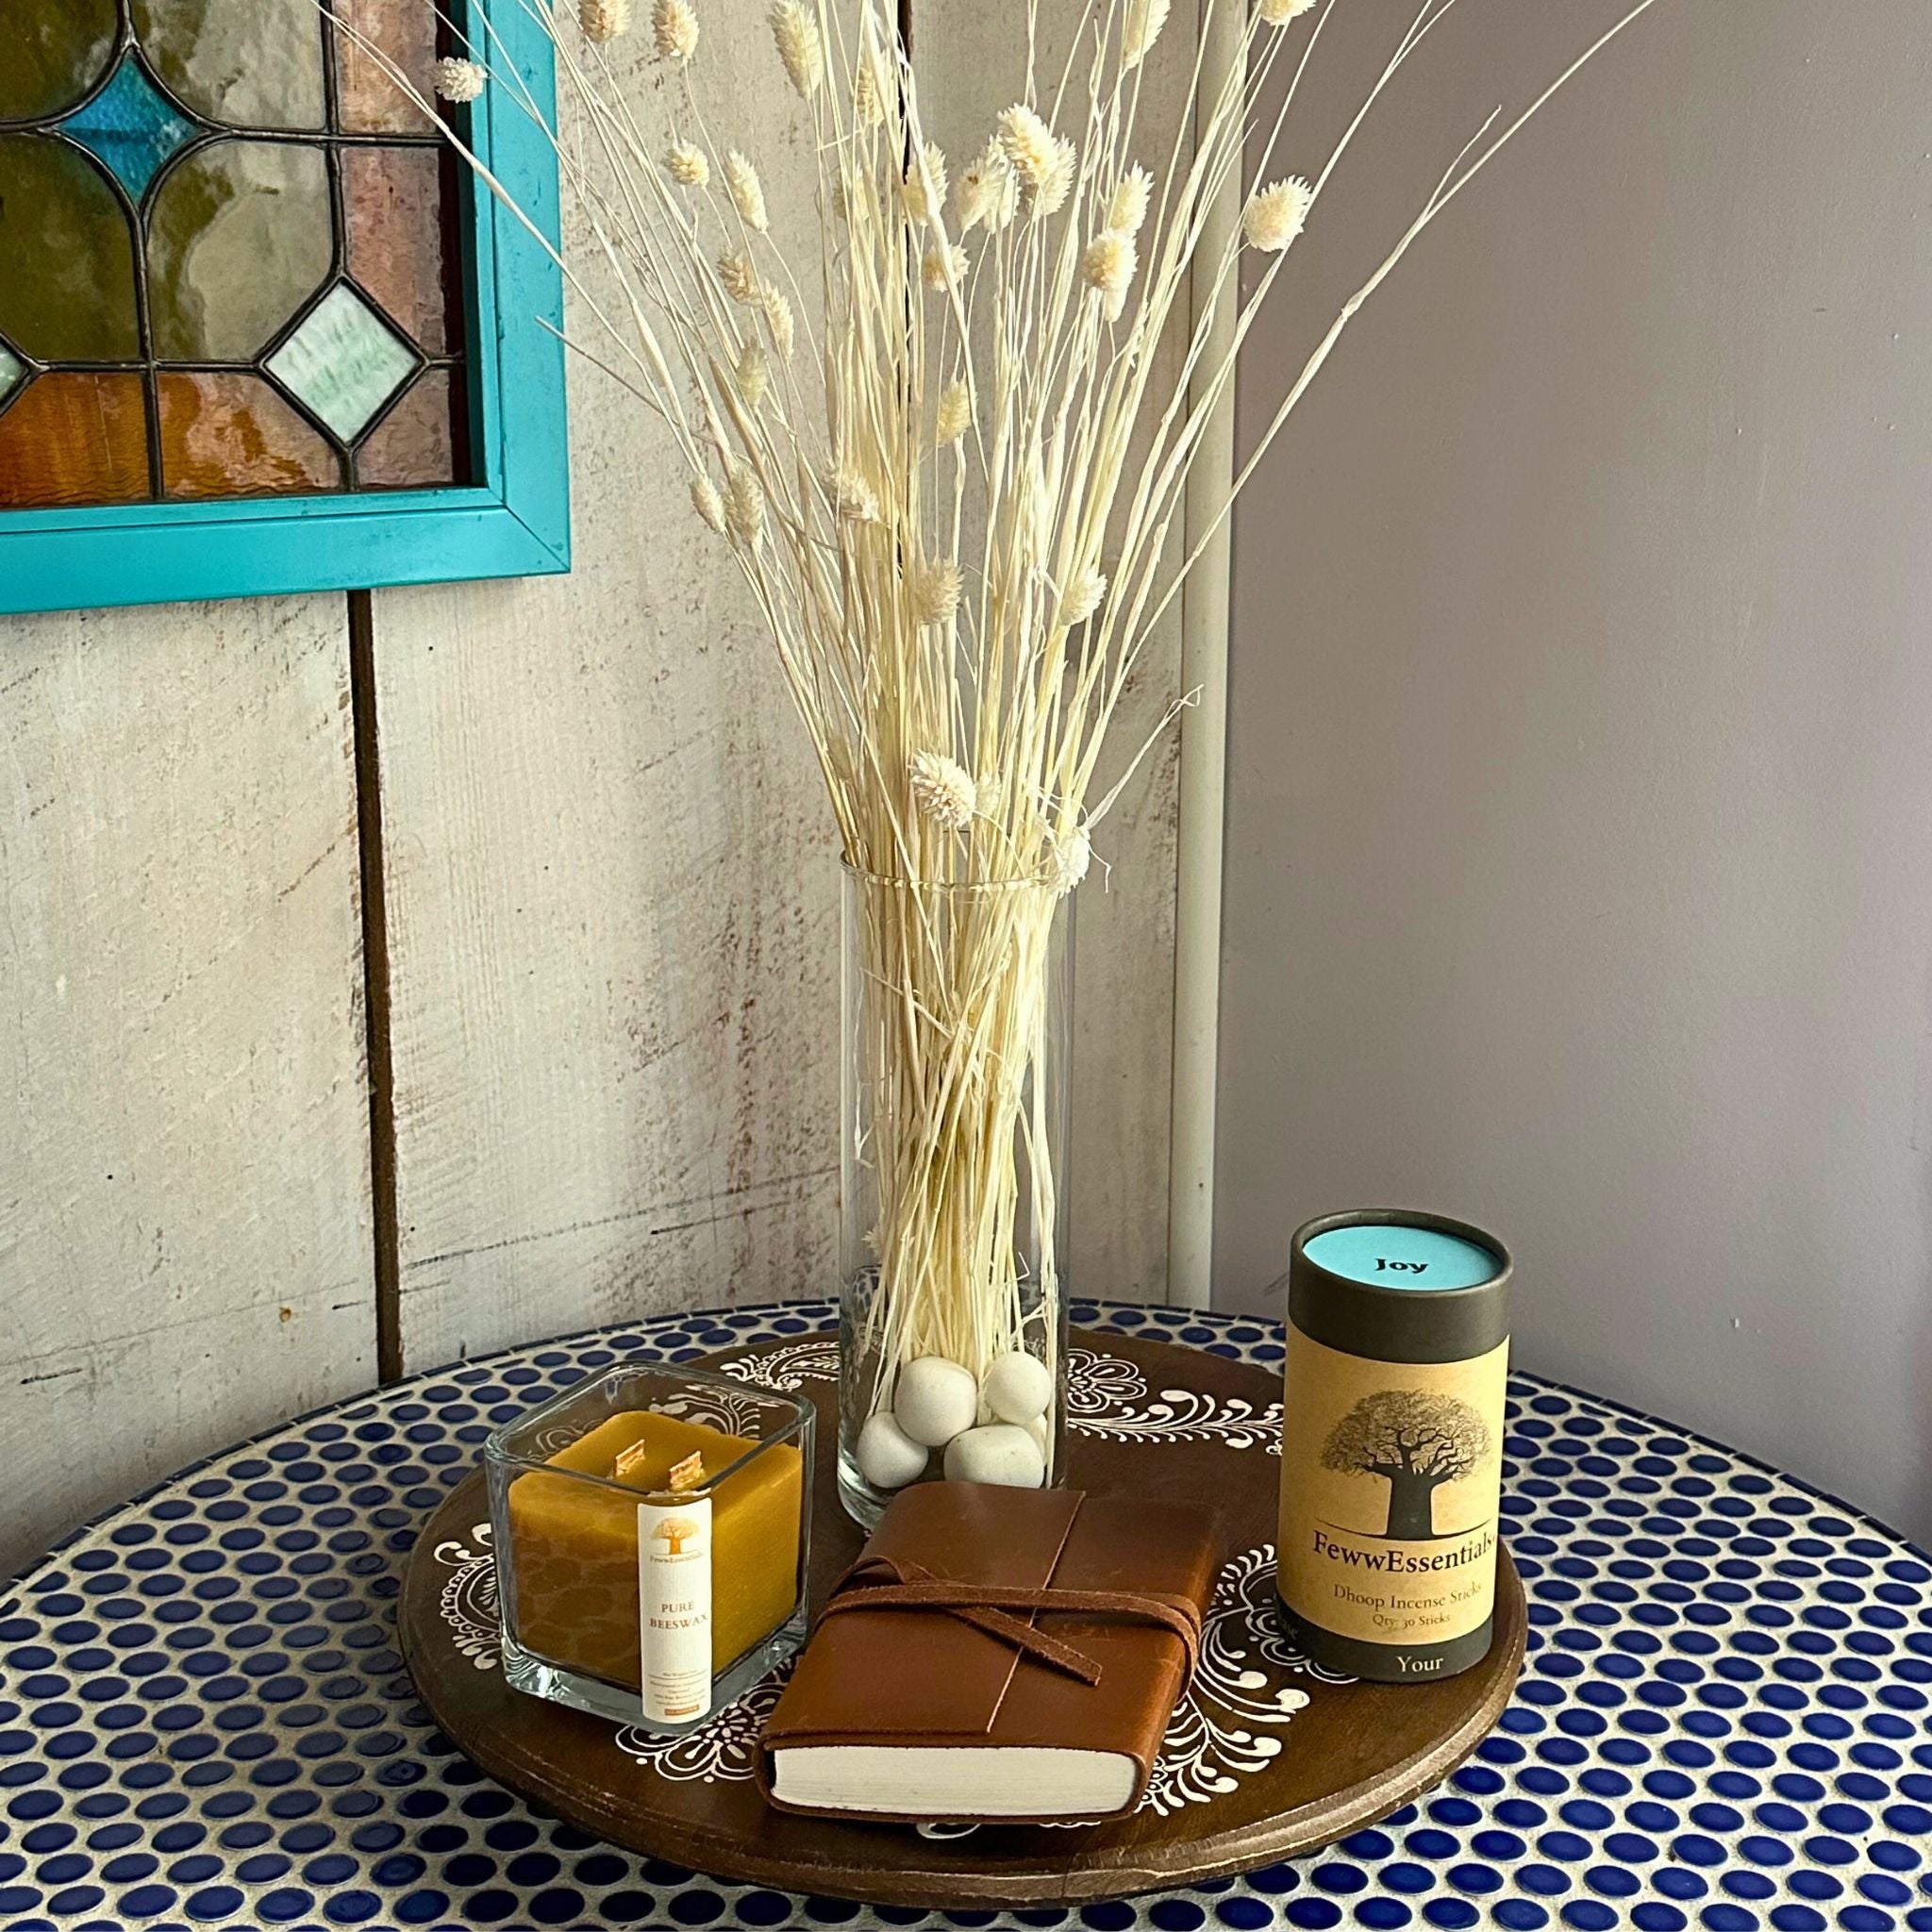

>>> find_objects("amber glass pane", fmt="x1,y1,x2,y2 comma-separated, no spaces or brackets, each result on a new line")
158,371,341,499
342,146,457,357
130,0,327,131
147,138,332,359
0,138,139,360
355,368,459,488
0,373,149,508
0,0,119,122
333,0,438,136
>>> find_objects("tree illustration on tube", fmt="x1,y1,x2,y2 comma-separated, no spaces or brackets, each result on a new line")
1321,1390,1492,1539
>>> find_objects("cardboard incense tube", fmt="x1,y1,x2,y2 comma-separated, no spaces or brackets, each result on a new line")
1276,1208,1511,1682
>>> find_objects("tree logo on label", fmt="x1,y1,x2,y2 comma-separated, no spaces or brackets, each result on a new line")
652,1514,703,1556
1320,1390,1492,1540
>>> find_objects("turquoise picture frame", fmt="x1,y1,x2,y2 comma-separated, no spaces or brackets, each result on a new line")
0,2,569,619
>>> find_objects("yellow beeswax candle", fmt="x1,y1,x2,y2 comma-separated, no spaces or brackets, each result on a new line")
507,1410,803,1691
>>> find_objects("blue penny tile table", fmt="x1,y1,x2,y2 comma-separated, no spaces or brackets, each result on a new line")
3,1299,1929,1932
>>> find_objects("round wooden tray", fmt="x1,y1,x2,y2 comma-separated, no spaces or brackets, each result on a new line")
399,1328,1524,1910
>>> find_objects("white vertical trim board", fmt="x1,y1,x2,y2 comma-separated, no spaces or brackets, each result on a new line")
1168,0,1242,1312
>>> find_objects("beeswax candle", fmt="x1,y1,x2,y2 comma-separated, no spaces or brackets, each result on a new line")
508,1409,804,1690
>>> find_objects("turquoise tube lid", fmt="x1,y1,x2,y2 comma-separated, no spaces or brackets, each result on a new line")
1302,1223,1500,1291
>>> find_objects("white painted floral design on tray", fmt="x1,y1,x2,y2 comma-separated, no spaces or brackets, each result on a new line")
717,1336,840,1391
1064,1345,1282,1454
713,1338,1284,1454
433,1534,1333,1812
433,1523,501,1672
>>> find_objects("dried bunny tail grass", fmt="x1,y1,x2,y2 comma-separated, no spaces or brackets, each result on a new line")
433,57,485,103
1049,824,1092,895
664,140,708,187
934,380,972,445
580,0,633,42
1080,229,1137,309
996,105,1058,191
770,2,824,99
651,0,697,61
723,461,763,553
922,242,967,292
828,465,881,523
717,246,759,303
724,150,768,231
908,750,976,831
1058,565,1108,625
1242,175,1314,252
1108,165,1152,238
760,284,795,359
1034,136,1077,218
902,142,947,225
690,474,726,533
1121,0,1171,70
908,558,963,626
954,143,1015,233
424,0,1666,1435
734,341,771,408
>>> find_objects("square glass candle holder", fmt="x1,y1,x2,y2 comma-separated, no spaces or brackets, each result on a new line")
484,1362,814,1731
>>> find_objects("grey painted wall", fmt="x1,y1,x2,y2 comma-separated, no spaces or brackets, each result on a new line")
1218,0,1932,1541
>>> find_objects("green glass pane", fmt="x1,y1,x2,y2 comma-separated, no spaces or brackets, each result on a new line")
0,343,25,410
147,138,331,360
0,137,139,360
59,54,199,202
130,0,325,132
267,283,418,442
0,0,118,122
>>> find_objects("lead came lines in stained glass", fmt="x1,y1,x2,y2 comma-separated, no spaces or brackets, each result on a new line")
131,0,329,132
0,0,473,508
266,283,421,443
58,49,199,202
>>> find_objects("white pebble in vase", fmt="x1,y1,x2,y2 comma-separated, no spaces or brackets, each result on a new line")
981,1350,1053,1424
855,1411,928,1491
943,1423,1047,1489
892,1357,979,1448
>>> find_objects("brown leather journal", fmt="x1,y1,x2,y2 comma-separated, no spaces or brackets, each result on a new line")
759,1482,1219,1824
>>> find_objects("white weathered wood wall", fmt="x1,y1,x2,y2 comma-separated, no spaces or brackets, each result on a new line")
0,0,1206,1581
1,600,375,1578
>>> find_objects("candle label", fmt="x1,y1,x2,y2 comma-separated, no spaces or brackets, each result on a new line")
1278,1329,1508,1664
637,1495,713,1725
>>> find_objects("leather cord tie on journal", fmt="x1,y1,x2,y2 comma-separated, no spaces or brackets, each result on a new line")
821,1554,1203,1691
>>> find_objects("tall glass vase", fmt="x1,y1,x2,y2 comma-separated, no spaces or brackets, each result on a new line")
837,861,1072,1527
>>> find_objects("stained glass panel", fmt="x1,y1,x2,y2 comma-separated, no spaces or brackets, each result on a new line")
148,141,333,359
0,374,149,508
332,0,440,137
130,0,327,131
59,51,198,199
341,146,458,357
0,0,475,512
355,368,460,490
0,137,141,361
158,372,340,497
0,0,118,121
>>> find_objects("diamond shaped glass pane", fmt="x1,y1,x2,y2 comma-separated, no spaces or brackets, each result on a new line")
0,344,25,410
60,54,200,204
266,283,419,443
